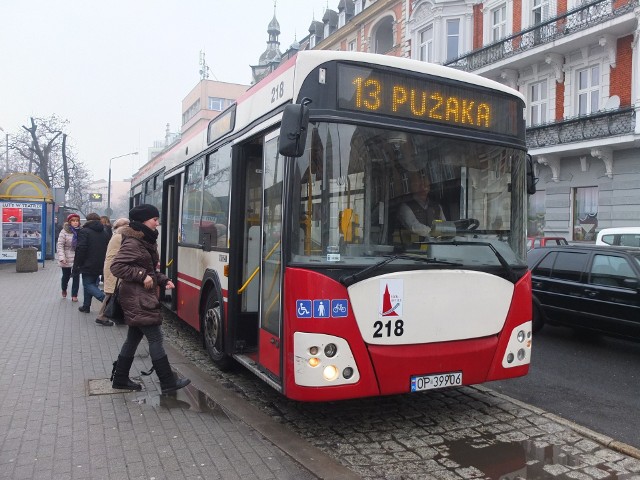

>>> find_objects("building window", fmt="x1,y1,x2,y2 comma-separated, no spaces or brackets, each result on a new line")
348,39,356,51
531,0,550,24
373,16,394,54
418,25,434,62
354,0,362,15
530,79,548,126
491,4,507,41
446,19,460,61
182,99,201,125
577,65,600,115
339,11,346,27
208,97,229,111
573,186,598,241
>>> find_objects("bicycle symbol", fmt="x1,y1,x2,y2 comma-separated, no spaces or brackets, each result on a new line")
333,303,346,314
331,300,348,317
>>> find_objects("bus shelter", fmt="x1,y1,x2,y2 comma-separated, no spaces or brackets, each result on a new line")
0,173,54,267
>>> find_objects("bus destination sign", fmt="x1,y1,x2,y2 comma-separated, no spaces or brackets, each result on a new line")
337,64,521,136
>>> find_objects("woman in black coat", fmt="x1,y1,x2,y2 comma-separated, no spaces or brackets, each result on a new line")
109,204,190,393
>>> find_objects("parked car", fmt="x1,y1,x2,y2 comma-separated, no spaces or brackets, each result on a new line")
527,236,568,251
527,244,640,339
595,227,640,247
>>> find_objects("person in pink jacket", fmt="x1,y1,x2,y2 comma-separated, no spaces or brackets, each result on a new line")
57,213,82,302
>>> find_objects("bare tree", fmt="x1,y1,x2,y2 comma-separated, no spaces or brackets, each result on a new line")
11,115,85,195
64,163,95,217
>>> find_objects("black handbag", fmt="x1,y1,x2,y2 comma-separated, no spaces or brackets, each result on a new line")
104,280,124,321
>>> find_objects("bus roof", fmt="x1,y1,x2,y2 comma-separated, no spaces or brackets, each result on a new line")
133,50,526,186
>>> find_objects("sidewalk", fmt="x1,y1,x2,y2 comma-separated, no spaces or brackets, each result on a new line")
0,262,330,480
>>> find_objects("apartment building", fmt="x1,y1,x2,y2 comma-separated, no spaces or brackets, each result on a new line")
277,0,639,241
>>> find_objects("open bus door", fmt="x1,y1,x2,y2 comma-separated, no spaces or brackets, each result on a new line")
228,132,284,390
161,175,181,311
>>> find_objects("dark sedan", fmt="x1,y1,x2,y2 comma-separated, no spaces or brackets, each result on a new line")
527,245,640,339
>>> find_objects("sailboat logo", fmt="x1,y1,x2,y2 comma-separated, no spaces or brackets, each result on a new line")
379,280,403,317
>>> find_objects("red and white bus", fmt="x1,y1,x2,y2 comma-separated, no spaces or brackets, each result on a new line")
130,51,535,401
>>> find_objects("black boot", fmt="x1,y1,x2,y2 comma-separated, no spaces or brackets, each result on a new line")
111,355,142,391
152,355,190,394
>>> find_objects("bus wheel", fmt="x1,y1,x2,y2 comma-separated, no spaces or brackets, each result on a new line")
532,301,544,334
203,293,233,370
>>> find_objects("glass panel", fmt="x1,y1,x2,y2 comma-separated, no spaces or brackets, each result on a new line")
573,186,598,241
180,158,204,244
591,65,600,86
202,145,231,248
527,189,546,236
551,252,587,282
419,26,433,62
446,19,460,61
290,123,528,268
260,137,283,335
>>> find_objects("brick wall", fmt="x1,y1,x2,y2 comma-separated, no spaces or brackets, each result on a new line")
610,35,633,107
555,82,565,120
473,4,483,49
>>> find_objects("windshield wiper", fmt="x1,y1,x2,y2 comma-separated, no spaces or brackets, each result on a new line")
339,254,462,287
417,240,518,282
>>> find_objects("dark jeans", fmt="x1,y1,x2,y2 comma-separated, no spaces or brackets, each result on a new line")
119,325,166,361
81,273,105,308
61,267,80,297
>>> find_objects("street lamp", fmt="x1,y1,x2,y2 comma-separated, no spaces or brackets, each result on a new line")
107,151,138,216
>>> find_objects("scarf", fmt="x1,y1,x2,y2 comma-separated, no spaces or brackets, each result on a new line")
70,225,81,248
130,220,159,244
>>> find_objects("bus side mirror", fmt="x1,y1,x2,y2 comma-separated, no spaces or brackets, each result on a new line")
279,99,311,158
526,154,538,195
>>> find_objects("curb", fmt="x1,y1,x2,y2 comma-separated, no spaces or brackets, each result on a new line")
475,385,640,460
165,343,360,480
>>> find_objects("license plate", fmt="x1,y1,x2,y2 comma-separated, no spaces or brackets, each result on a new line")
410,372,462,392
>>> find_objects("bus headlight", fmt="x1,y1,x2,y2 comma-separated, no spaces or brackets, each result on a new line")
323,365,339,381
294,333,360,387
502,321,532,368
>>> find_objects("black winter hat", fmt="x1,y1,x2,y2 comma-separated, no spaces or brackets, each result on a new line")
129,204,160,222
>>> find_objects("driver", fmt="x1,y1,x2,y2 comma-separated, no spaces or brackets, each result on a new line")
397,170,446,238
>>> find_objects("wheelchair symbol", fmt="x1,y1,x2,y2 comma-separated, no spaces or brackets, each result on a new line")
296,300,312,318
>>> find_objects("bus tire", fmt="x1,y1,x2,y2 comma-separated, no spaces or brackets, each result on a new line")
202,292,233,370
532,298,545,334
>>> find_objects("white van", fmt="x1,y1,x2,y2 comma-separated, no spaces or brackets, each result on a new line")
595,227,640,247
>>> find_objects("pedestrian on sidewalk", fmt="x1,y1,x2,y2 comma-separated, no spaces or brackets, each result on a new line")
73,213,110,313
100,215,113,238
110,204,190,393
57,213,81,302
96,217,129,327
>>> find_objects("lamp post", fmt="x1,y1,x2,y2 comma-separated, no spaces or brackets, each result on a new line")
107,151,138,216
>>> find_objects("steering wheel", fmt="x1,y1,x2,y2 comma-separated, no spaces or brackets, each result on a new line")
453,218,480,230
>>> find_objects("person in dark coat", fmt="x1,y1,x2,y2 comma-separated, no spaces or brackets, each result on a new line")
109,204,190,393
73,212,110,313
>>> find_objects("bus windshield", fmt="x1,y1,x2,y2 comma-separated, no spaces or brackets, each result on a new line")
290,122,527,268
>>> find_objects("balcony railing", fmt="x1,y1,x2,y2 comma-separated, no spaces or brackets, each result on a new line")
526,107,635,149
445,0,637,71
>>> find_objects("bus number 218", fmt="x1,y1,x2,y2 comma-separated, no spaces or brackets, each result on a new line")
373,319,404,338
